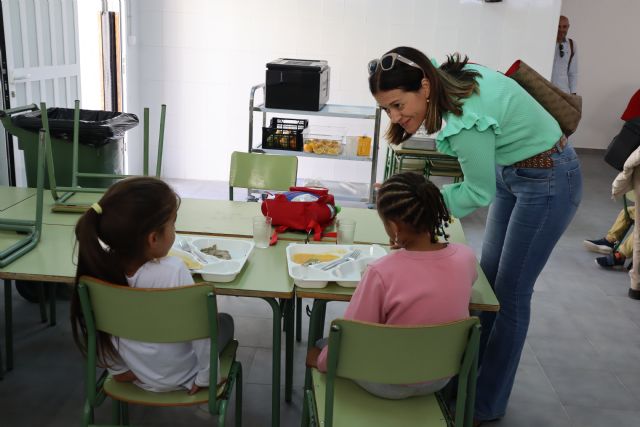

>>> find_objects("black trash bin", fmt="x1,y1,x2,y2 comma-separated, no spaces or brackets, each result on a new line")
1,106,139,188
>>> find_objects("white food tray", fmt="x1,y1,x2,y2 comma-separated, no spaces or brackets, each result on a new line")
286,243,387,288
171,235,255,283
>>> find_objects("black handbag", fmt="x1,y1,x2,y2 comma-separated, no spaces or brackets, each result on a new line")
604,118,640,171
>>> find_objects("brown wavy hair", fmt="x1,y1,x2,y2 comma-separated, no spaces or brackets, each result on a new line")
70,176,180,366
368,46,481,144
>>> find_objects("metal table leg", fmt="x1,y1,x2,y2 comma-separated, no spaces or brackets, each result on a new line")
48,283,57,326
261,297,282,427
284,299,294,402
38,283,47,323
5,280,13,371
296,297,302,342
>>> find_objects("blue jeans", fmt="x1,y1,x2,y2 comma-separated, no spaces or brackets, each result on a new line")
475,144,582,420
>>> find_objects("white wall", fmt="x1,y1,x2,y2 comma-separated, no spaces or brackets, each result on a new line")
126,0,561,182
77,0,103,110
561,0,640,149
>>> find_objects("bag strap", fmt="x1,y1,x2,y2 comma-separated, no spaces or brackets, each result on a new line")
568,38,575,69
269,223,338,245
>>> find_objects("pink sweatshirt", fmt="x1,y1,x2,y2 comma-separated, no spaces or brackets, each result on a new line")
317,243,478,372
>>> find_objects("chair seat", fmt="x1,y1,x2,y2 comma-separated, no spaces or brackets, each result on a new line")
104,340,238,406
311,369,448,427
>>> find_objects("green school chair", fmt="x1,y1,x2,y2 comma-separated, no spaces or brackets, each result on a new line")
228,151,298,201
425,159,464,184
302,318,481,427
41,101,167,212
77,277,242,427
228,151,302,345
0,130,46,376
0,130,46,267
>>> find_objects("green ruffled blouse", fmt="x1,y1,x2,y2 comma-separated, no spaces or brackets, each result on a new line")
436,64,563,218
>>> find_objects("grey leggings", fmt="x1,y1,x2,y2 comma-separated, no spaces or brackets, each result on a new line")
217,313,234,353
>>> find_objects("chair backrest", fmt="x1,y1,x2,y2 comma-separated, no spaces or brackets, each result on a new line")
326,317,479,385
78,276,217,343
229,151,297,196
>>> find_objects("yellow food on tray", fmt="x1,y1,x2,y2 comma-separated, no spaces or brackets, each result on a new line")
292,253,340,265
169,249,203,270
308,139,342,155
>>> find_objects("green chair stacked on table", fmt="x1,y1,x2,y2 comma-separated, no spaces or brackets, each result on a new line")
43,101,167,212
302,318,481,427
0,130,46,268
228,151,298,201
77,278,242,426
0,129,46,378
424,159,464,184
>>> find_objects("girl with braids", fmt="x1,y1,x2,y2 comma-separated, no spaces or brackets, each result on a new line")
70,177,234,394
368,47,582,422
314,172,477,399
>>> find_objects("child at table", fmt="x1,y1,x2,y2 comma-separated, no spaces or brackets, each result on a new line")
315,172,477,399
70,176,234,394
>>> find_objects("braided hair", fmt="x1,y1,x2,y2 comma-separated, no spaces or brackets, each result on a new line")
376,172,451,243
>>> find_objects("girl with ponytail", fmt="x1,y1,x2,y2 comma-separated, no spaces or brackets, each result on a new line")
70,176,234,394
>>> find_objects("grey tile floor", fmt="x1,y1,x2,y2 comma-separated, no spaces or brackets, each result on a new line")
1,151,639,426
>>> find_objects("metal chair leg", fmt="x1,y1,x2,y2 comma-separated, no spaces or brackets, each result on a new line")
235,362,243,427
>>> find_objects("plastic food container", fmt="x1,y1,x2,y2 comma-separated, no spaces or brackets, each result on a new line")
286,243,386,288
171,235,255,283
303,138,343,155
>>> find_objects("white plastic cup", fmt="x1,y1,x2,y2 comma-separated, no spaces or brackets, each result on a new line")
345,136,359,157
253,216,272,249
337,218,356,245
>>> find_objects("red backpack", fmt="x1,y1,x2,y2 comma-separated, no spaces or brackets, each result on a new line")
260,187,338,243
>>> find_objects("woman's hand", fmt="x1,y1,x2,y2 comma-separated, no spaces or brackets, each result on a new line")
113,370,138,383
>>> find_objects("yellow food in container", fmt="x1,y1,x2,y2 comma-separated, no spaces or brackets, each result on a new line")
291,253,340,265
357,136,372,156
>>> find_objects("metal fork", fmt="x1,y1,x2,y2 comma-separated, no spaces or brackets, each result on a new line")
178,239,208,264
321,249,361,271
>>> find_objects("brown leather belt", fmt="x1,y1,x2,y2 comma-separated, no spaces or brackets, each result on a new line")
513,136,568,169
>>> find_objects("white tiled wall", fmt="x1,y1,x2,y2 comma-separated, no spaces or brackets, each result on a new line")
561,0,640,150
125,0,561,182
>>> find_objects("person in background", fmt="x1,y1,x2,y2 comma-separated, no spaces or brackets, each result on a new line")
584,89,640,269
313,172,477,399
584,207,634,269
367,46,582,424
70,177,235,394
551,15,578,94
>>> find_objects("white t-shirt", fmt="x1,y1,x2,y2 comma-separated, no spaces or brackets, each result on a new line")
107,256,215,392
551,38,578,94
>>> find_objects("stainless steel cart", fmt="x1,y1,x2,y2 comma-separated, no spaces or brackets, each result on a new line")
248,83,382,203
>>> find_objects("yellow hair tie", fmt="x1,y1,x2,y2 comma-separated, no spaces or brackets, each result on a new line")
91,203,103,215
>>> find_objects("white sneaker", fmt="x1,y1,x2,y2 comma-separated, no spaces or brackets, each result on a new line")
583,238,615,254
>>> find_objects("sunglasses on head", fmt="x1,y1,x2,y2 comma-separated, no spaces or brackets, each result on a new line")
559,43,564,58
368,53,423,76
